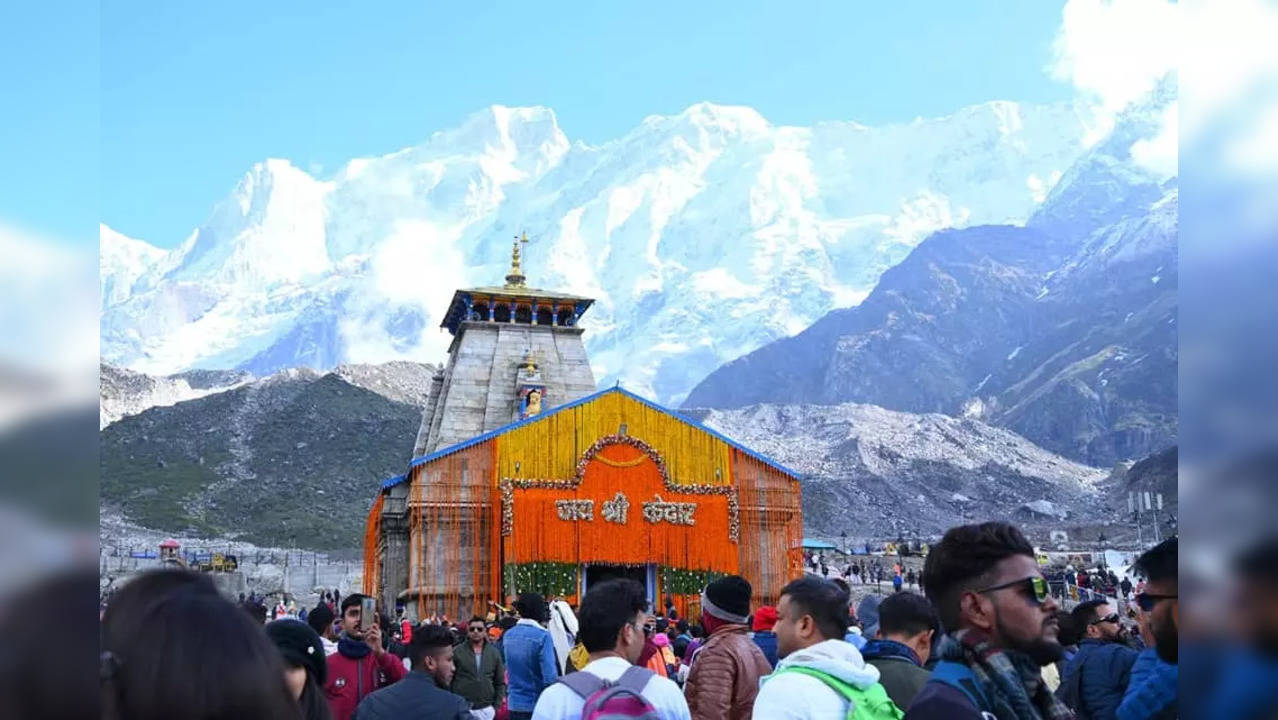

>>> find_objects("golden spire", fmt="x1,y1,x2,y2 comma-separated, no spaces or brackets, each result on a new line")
505,232,529,288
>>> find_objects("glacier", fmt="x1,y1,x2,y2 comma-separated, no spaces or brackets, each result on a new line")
101,100,1094,404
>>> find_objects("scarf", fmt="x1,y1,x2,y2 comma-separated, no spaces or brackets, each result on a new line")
637,636,658,668
938,629,1074,720
338,634,372,659
861,638,921,666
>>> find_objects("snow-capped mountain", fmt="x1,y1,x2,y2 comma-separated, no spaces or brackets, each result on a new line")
100,224,166,308
683,82,1177,465
101,101,1093,403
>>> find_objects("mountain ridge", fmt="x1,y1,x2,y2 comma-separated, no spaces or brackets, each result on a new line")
102,99,1092,404
682,86,1176,466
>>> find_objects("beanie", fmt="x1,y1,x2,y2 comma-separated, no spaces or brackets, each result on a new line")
266,619,327,686
752,605,778,632
702,575,751,623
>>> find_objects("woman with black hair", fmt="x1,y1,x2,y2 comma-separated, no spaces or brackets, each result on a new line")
267,619,334,720
101,569,302,720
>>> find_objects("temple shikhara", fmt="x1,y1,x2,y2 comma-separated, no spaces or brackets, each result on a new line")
364,234,803,619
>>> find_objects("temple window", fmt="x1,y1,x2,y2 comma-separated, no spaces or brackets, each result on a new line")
494,304,511,323
515,304,532,324
473,303,489,321
536,307,553,325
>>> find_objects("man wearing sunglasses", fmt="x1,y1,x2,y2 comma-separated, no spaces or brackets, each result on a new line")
451,616,506,719
1057,600,1137,720
906,522,1072,720
1116,537,1177,720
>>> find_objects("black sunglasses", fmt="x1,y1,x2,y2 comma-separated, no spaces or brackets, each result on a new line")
1136,592,1177,612
1090,613,1120,626
975,576,1050,605
469,626,486,632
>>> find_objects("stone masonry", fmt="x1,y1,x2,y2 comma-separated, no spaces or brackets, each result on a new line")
413,320,597,457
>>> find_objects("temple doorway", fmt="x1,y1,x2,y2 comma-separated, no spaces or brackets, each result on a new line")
582,563,654,603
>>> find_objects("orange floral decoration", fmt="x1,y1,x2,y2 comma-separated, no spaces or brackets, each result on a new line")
505,441,739,576
362,492,384,596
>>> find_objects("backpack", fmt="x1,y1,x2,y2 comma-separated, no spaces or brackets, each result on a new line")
928,661,998,720
556,665,660,720
773,666,904,720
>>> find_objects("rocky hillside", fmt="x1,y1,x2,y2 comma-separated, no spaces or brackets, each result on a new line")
684,85,1177,467
100,363,253,428
692,403,1111,538
99,364,432,549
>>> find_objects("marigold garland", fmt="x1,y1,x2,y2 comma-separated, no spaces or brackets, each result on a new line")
593,453,649,469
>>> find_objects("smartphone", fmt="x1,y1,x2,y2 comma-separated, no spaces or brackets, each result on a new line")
360,597,376,632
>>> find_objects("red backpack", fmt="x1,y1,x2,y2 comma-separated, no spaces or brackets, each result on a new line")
556,666,660,720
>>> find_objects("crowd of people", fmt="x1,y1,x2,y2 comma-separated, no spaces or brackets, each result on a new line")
100,521,1185,720
804,553,920,592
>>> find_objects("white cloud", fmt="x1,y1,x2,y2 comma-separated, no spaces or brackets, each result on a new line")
1052,0,1182,174
1131,100,1179,177
1052,0,1180,115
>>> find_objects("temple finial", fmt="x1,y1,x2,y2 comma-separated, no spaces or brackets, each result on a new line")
505,232,530,288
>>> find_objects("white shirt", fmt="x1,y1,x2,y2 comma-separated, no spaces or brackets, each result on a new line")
531,656,690,720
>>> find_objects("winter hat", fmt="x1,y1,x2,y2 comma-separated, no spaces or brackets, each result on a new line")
651,631,671,648
702,575,752,623
752,605,778,632
266,619,327,686
856,595,882,639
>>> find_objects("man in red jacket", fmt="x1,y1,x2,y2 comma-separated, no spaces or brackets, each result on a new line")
325,593,408,720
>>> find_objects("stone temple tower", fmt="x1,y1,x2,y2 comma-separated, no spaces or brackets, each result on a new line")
378,234,598,612
411,233,598,457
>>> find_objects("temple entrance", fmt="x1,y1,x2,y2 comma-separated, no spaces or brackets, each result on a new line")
583,563,653,602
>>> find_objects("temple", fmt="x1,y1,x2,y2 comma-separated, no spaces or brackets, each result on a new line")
367,234,803,619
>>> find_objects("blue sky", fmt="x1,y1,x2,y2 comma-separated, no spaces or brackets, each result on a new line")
8,1,1076,248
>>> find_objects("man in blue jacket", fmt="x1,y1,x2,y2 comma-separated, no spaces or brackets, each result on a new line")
502,593,559,720
1057,599,1138,720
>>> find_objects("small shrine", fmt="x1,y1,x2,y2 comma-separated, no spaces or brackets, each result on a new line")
159,538,181,565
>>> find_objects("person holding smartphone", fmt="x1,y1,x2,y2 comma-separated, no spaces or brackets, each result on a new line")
324,593,408,720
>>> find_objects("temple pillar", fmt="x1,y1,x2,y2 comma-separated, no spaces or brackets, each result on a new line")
380,484,411,615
